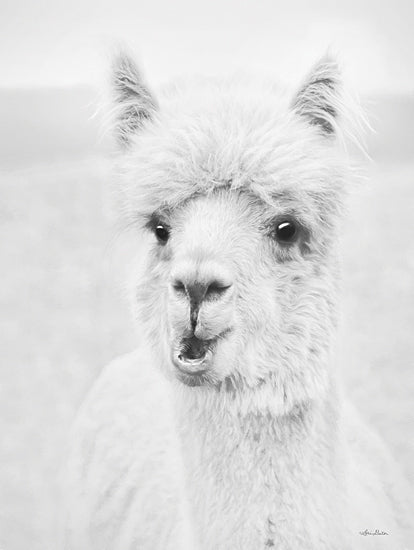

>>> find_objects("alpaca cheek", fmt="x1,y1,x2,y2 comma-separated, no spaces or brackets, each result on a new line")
240,278,282,333
232,288,283,377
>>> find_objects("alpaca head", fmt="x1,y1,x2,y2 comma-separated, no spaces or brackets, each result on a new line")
111,53,358,414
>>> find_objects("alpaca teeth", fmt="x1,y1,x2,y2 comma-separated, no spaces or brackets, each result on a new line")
178,355,205,367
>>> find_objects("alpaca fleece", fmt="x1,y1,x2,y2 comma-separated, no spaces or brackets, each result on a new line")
59,53,411,549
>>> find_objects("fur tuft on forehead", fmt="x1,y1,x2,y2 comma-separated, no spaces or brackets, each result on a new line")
111,53,364,230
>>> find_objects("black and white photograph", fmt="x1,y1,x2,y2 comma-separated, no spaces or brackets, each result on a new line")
1,1,413,548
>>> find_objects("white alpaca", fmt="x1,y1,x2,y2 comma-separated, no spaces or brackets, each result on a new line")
59,53,411,549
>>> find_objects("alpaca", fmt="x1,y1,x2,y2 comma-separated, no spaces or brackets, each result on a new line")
59,52,411,549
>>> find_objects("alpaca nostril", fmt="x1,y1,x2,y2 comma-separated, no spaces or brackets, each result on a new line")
205,280,232,298
171,278,232,304
185,280,232,305
172,280,186,294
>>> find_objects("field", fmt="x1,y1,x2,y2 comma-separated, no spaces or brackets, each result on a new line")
1,148,413,546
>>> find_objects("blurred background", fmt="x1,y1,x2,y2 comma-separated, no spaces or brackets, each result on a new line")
1,0,413,548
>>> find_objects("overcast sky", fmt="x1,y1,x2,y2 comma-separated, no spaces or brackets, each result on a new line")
1,0,413,93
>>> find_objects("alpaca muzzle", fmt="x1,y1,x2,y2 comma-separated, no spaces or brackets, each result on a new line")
171,277,233,331
168,259,235,386
170,328,233,386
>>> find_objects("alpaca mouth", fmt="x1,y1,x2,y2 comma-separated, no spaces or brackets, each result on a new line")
180,335,214,361
174,336,214,370
171,329,232,386
171,335,218,386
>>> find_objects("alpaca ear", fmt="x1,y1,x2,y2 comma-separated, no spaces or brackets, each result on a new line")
111,52,157,147
291,56,342,136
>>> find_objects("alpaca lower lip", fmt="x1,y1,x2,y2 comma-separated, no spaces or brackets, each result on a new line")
173,350,211,374
172,351,210,386
177,355,207,370
176,363,207,376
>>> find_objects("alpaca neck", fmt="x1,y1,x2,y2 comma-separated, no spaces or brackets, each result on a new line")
172,383,346,548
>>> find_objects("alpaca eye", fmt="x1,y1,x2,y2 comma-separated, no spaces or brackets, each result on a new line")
275,220,298,244
155,224,170,243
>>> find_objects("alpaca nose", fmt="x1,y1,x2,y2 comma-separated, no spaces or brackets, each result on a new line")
172,279,232,306
171,271,233,330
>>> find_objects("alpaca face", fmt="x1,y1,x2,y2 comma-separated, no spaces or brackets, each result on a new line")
112,54,355,409
141,188,336,392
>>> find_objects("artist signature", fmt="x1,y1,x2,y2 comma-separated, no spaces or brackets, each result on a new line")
359,529,389,536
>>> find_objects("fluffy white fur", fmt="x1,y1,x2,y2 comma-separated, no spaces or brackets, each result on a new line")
59,53,411,549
